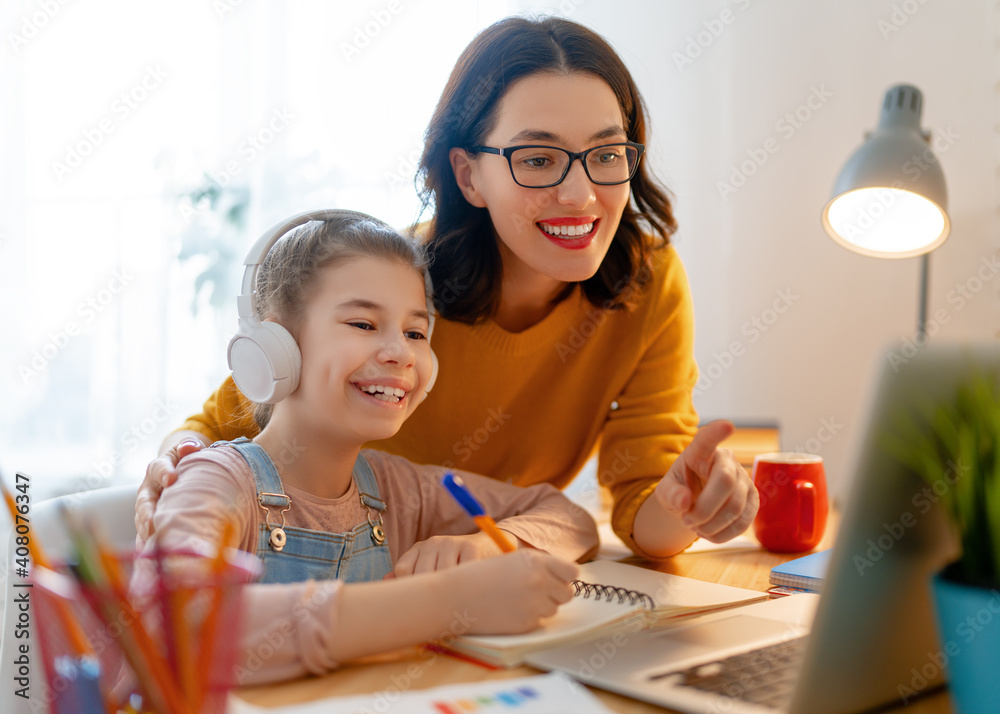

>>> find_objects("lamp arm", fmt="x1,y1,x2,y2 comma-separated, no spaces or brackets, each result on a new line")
917,253,929,344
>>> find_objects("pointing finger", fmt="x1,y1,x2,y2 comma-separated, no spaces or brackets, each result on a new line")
684,420,735,478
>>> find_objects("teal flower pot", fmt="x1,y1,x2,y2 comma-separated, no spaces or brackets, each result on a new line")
931,564,1000,713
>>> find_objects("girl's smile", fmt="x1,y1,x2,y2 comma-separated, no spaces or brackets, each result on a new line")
352,379,413,406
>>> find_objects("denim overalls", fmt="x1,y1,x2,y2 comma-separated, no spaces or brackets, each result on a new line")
223,437,393,584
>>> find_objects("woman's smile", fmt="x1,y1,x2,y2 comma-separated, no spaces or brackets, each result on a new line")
536,217,600,250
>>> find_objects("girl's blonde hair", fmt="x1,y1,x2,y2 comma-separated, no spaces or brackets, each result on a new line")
248,211,428,429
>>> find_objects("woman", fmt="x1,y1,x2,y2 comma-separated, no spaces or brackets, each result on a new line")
137,15,757,559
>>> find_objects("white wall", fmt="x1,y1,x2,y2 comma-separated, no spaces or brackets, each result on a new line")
519,0,1000,501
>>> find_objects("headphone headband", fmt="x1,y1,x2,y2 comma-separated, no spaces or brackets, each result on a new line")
237,209,384,319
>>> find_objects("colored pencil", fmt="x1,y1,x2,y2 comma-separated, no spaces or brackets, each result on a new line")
67,511,187,714
195,516,236,709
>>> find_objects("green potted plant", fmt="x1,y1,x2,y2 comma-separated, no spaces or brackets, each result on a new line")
883,372,1000,713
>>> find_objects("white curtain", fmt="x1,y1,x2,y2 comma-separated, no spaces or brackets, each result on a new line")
0,0,513,502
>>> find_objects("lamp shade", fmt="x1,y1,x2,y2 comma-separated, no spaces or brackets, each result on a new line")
822,84,949,259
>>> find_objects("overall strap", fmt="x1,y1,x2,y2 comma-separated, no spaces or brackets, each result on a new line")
353,452,385,512
225,437,291,509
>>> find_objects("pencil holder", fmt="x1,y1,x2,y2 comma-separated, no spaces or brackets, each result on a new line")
30,547,261,714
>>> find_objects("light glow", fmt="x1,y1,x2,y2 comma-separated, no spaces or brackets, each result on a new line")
823,187,949,258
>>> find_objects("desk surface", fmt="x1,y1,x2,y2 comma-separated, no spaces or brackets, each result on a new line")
236,527,953,713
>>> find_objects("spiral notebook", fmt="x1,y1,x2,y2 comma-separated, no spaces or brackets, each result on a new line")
446,560,767,667
768,549,831,592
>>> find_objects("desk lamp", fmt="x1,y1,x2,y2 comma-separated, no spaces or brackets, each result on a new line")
821,84,950,342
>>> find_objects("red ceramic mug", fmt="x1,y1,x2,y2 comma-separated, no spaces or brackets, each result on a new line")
752,453,828,553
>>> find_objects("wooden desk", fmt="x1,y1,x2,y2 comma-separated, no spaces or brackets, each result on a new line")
236,528,953,713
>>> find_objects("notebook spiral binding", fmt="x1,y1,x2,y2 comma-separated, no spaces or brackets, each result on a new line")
571,579,656,609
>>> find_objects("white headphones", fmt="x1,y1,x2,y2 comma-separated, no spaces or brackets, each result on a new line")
227,209,439,404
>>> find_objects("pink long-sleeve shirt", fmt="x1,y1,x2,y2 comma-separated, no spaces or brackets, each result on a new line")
136,445,599,684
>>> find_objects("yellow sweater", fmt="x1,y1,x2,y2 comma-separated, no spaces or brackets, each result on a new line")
179,245,699,557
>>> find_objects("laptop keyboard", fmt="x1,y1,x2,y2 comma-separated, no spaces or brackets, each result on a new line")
648,635,808,709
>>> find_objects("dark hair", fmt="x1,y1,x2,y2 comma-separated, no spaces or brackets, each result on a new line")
417,15,677,324
249,212,427,429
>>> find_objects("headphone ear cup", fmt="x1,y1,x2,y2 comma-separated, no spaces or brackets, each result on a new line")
420,347,439,402
228,320,302,404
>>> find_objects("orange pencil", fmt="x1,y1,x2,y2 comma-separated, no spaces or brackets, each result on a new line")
87,520,187,714
195,516,237,709
442,474,516,553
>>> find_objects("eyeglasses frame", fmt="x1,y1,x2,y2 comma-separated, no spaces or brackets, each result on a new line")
467,141,646,188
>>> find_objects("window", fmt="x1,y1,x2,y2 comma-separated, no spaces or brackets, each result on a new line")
1,0,512,501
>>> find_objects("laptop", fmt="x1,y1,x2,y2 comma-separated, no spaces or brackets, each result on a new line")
528,341,998,713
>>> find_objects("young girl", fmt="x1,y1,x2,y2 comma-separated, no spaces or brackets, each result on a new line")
137,210,598,684
141,15,757,561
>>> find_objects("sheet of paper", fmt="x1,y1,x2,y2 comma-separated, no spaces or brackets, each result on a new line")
227,671,614,714
596,520,760,558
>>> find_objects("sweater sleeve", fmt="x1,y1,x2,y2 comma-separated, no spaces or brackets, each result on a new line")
602,248,700,558
134,448,345,685
368,451,600,563
175,376,260,444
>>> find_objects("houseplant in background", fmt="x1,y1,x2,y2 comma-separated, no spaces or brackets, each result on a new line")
883,373,1000,713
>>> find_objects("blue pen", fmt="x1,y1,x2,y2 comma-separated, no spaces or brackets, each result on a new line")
442,473,516,553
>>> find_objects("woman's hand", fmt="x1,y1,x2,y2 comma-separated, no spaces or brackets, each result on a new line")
134,437,206,541
453,550,578,635
391,531,512,577
653,420,759,543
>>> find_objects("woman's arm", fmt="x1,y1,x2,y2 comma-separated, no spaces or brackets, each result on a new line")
600,248,756,557
135,376,259,540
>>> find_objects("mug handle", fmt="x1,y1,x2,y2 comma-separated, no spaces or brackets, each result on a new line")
796,481,816,542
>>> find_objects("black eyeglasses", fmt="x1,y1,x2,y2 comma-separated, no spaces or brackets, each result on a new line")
468,142,645,188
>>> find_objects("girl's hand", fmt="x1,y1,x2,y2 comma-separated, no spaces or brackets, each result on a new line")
392,531,512,577
653,420,759,543
451,550,579,635
134,439,205,541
